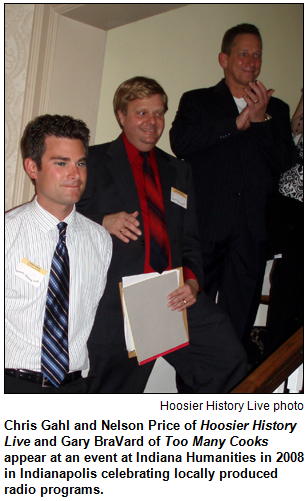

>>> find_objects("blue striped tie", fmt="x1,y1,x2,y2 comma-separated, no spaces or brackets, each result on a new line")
41,222,69,386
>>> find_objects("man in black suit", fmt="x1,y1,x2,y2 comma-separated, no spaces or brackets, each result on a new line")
77,76,246,393
170,24,294,349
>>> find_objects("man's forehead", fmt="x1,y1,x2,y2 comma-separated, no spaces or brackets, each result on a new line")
129,95,164,108
43,136,85,155
232,34,262,50
44,135,83,145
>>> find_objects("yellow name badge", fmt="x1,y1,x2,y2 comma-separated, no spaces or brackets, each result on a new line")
14,258,47,288
171,187,187,209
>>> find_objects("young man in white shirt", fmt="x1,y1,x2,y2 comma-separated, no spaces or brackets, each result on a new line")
5,114,112,393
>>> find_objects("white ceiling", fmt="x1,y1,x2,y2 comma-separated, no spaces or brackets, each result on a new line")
58,4,187,31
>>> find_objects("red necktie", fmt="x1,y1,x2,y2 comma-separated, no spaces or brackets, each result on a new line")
140,151,169,273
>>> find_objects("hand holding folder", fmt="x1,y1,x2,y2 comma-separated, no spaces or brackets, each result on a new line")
120,268,189,365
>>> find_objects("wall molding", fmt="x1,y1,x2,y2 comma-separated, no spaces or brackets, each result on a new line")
52,4,81,15
12,4,60,207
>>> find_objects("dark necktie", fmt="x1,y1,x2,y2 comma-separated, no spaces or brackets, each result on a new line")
41,222,69,386
140,151,169,273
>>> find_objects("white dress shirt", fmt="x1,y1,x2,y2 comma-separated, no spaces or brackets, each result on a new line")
5,197,112,372
233,96,248,114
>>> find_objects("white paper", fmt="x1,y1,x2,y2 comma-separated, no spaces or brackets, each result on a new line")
122,270,180,354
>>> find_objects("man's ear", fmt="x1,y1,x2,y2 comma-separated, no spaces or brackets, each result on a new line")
218,52,228,69
117,110,125,128
24,158,39,180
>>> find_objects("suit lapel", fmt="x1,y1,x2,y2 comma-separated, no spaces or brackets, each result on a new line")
155,148,177,232
105,135,142,214
215,79,239,117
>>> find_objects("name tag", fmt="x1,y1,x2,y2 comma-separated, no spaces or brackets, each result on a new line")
171,187,187,209
14,258,47,288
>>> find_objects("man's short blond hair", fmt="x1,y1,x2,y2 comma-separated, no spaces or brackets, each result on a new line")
113,76,168,128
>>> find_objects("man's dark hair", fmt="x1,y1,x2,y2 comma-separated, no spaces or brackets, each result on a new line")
221,23,262,55
20,114,90,170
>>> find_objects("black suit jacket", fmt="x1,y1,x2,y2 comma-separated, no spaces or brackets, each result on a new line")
77,135,203,345
170,79,295,241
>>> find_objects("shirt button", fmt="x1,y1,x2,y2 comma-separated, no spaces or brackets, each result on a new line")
236,192,241,196
140,240,145,246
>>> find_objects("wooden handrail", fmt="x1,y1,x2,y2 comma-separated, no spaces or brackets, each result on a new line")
231,326,303,393
260,294,270,305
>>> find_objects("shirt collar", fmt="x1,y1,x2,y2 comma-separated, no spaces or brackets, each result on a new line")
122,132,156,165
30,196,76,234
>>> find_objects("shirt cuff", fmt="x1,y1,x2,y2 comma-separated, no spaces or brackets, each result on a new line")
183,266,200,290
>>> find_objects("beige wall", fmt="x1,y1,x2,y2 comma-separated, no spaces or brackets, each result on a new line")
95,3,303,153
5,6,107,211
49,15,107,145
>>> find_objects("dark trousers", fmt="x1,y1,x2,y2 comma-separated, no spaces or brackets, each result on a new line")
5,375,88,394
200,208,267,344
87,291,247,394
264,196,303,355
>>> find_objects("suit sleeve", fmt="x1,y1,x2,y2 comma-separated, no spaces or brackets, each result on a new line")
170,91,239,158
249,98,296,174
180,162,204,288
